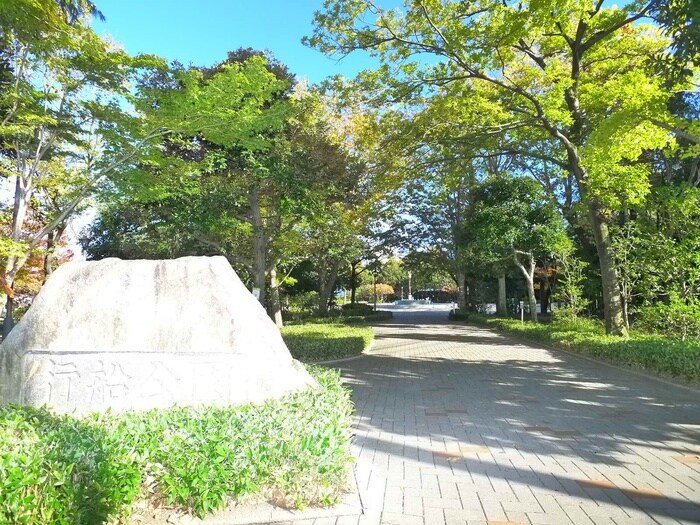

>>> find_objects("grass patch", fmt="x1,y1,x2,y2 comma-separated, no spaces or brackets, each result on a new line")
0,367,353,524
465,314,700,383
281,323,374,362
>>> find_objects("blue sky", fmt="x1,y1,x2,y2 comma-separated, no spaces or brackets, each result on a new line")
95,0,373,85
95,1,633,85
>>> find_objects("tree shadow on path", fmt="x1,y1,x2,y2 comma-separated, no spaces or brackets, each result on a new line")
338,319,700,523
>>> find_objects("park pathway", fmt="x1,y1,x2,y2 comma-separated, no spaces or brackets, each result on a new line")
321,306,700,525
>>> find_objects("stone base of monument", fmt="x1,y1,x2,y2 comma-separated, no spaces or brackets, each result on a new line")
0,256,315,414
9,352,312,414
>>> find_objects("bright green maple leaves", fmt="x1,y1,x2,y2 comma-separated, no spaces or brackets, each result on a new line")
141,57,293,152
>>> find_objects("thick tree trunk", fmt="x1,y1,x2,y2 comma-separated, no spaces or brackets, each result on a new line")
318,261,339,316
559,70,627,336
456,269,466,310
497,274,507,316
269,266,283,328
588,205,627,336
249,189,267,308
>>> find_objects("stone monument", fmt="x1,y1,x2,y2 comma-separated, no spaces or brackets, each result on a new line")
0,256,315,415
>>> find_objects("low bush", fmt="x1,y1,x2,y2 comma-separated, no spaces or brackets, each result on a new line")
284,308,392,326
282,323,374,362
340,303,374,315
286,291,320,314
0,367,353,524
637,297,700,341
466,314,700,383
342,310,393,324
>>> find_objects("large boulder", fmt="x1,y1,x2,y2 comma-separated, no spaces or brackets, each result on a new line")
0,256,315,415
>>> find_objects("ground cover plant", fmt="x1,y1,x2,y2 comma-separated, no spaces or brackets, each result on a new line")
464,314,700,383
0,367,353,525
281,323,374,362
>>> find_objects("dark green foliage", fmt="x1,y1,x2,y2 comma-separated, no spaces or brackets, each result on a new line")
282,323,373,362
466,315,700,383
341,303,374,314
341,311,392,324
448,309,470,321
0,368,353,523
651,0,700,73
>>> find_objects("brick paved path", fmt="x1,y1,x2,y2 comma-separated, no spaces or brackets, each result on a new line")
331,307,700,525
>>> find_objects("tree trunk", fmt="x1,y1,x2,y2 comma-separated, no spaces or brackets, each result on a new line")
559,80,627,335
44,231,56,283
373,274,377,311
540,278,549,315
621,293,630,331
318,261,339,316
497,274,507,316
43,223,67,284
2,172,34,336
350,261,358,305
249,189,267,308
588,205,627,336
269,266,283,328
514,251,537,322
526,276,537,322
2,298,14,338
456,269,466,310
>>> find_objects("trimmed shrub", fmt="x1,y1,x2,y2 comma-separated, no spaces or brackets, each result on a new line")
340,303,374,315
282,323,373,362
0,368,353,523
342,311,393,324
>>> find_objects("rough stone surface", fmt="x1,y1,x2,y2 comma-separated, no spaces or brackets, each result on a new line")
0,256,315,414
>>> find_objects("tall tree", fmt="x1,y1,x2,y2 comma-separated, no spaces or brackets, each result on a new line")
463,176,569,322
308,0,685,335
0,0,163,334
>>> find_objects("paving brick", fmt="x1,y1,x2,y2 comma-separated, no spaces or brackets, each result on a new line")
276,307,700,525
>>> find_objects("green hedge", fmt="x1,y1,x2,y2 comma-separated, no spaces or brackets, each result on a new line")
466,314,700,382
341,311,393,324
0,367,353,524
282,323,374,362
284,309,393,325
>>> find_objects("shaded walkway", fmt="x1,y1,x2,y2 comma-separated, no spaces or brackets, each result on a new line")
336,307,700,525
